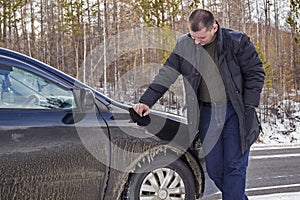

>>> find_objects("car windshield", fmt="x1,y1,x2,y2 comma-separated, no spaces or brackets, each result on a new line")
0,65,75,109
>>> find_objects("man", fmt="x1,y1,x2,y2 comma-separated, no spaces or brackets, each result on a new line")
132,9,265,200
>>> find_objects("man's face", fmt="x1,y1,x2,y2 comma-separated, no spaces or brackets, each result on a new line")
189,24,218,46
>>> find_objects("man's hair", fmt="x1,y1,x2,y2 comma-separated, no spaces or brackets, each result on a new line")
188,9,215,32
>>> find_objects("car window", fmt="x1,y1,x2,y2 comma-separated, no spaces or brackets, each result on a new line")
0,65,75,109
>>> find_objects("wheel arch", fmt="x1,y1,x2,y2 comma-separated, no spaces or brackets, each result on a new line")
116,144,205,199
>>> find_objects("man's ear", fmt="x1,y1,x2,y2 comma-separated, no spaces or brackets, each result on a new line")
213,23,218,33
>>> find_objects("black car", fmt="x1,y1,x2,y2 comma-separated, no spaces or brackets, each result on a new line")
0,47,204,200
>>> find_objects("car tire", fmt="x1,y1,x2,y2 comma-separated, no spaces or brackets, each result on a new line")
122,153,196,200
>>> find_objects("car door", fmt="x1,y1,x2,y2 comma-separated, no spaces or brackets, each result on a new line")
0,58,110,200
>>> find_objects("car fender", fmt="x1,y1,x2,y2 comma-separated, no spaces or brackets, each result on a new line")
104,143,204,199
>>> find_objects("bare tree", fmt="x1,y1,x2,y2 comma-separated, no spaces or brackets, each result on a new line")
0,0,298,117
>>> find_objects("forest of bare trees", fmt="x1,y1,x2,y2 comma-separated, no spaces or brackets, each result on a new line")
0,0,299,124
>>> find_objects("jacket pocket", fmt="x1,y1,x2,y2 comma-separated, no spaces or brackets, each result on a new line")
245,107,260,147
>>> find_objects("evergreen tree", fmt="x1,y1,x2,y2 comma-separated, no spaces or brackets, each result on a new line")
287,0,300,45
256,43,273,122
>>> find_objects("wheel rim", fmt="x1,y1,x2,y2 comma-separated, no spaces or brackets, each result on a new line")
139,167,186,200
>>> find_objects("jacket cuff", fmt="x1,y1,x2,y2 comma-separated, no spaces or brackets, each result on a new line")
139,85,167,108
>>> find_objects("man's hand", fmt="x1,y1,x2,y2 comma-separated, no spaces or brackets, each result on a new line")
132,103,150,117
244,105,256,134
130,103,151,126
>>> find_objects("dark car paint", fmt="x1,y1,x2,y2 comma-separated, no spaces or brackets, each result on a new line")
0,48,204,199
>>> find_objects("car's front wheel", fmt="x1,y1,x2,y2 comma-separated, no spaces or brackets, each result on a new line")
123,153,196,200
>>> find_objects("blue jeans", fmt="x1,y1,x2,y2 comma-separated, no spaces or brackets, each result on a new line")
198,102,249,200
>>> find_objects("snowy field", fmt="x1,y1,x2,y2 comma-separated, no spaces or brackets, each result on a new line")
258,100,300,145
259,119,300,145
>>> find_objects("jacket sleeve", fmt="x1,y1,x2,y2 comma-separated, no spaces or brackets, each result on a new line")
139,51,181,108
236,34,265,107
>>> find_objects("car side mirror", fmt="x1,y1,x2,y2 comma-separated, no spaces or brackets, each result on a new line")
73,88,95,113
62,88,95,124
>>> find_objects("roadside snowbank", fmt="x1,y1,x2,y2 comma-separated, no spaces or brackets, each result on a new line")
258,121,300,144
258,100,300,145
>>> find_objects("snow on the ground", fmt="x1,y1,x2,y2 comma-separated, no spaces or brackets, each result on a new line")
257,100,300,145
259,121,300,144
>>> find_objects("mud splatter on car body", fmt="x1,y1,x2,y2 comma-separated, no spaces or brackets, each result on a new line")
0,47,204,200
